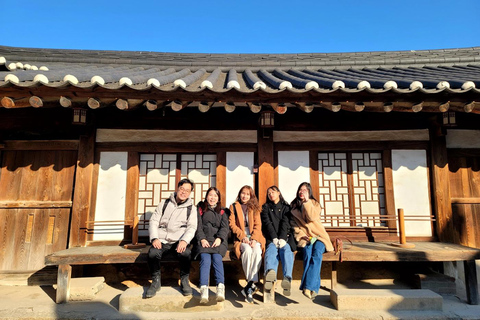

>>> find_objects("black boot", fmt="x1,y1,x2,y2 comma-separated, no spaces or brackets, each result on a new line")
145,259,161,298
180,275,193,296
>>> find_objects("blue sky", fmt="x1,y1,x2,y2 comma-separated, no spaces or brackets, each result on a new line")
1,0,479,54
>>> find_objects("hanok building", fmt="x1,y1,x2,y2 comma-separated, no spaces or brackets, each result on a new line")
0,45,479,301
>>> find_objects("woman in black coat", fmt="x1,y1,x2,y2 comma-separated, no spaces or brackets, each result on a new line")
195,187,229,304
261,185,296,296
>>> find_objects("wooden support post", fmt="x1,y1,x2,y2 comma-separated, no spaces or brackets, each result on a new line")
56,264,71,303
429,125,455,242
391,208,415,248
331,261,337,290
464,260,479,305
69,132,95,247
257,130,274,206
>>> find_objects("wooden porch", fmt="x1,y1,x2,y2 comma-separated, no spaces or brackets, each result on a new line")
45,241,480,304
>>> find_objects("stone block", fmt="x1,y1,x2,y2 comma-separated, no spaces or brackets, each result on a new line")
119,286,224,313
330,288,443,311
68,277,105,301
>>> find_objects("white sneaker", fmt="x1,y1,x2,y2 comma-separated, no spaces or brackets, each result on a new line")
216,283,225,302
200,285,209,304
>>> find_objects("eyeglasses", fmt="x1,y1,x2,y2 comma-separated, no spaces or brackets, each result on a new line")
178,187,192,194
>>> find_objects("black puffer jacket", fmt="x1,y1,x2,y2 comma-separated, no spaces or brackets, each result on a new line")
261,201,297,252
194,201,230,258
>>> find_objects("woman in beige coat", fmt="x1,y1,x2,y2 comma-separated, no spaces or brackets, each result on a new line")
229,185,265,303
290,182,333,299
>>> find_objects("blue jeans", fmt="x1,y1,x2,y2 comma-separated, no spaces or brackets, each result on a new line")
300,240,326,293
199,253,225,286
264,242,294,280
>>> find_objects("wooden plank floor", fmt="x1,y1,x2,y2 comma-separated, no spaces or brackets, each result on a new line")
45,242,480,266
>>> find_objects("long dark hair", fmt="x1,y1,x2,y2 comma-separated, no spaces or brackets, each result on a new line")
265,185,289,206
291,182,317,209
200,187,222,214
236,185,260,213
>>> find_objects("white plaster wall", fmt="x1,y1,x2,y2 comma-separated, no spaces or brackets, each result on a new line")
226,152,254,207
278,151,310,204
446,129,480,148
391,150,432,236
93,152,128,240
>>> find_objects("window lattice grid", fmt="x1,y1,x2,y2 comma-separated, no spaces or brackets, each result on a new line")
318,152,386,227
137,153,217,235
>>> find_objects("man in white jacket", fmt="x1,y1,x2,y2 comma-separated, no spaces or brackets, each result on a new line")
146,178,197,298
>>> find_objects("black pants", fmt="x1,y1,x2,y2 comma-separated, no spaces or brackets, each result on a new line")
148,241,192,277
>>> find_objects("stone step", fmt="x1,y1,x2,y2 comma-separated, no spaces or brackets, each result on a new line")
119,286,224,313
330,288,443,311
64,277,105,301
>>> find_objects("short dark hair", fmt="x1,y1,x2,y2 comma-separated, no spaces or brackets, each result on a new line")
178,178,194,191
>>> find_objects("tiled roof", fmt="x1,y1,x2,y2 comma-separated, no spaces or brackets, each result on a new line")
1,46,480,94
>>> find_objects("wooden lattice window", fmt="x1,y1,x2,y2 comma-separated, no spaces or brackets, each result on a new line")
318,152,386,227
137,153,216,235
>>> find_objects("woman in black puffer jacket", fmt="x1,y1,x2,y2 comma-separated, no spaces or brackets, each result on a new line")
261,185,296,297
194,187,229,304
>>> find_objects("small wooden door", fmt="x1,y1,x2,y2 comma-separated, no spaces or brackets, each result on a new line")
448,154,480,248
0,150,77,271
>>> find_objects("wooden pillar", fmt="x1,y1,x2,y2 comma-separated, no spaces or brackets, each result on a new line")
69,131,95,247
382,149,397,229
429,126,454,242
257,129,274,205
464,260,479,305
216,152,227,207
124,152,139,241
56,264,72,303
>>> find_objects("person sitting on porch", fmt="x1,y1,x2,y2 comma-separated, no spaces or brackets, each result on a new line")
229,185,265,303
194,187,230,304
146,178,197,298
290,182,334,300
261,185,296,296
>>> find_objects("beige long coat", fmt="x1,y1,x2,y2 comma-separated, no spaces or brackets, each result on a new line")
290,199,334,252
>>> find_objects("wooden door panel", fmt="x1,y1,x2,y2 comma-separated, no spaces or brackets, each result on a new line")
0,150,76,271
449,154,480,248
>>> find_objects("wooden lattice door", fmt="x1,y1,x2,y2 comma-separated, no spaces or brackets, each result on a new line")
136,153,216,237
318,152,386,227
0,150,77,271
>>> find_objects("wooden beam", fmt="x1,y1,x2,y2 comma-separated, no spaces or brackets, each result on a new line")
29,96,43,108
271,103,287,114
144,100,159,111
382,149,396,229
69,131,95,247
3,140,79,150
0,201,72,208
429,125,454,242
247,102,262,113
87,98,101,109
1,97,30,108
439,101,450,112
115,99,144,110
59,96,72,108
412,102,423,113
224,101,235,113
124,152,140,243
198,101,212,113
295,102,314,113
169,100,187,111
464,101,476,113
257,129,274,205
216,152,227,208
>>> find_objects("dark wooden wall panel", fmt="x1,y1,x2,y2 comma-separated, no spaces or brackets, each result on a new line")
0,150,77,271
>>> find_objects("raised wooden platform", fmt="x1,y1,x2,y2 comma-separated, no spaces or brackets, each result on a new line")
45,242,480,304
